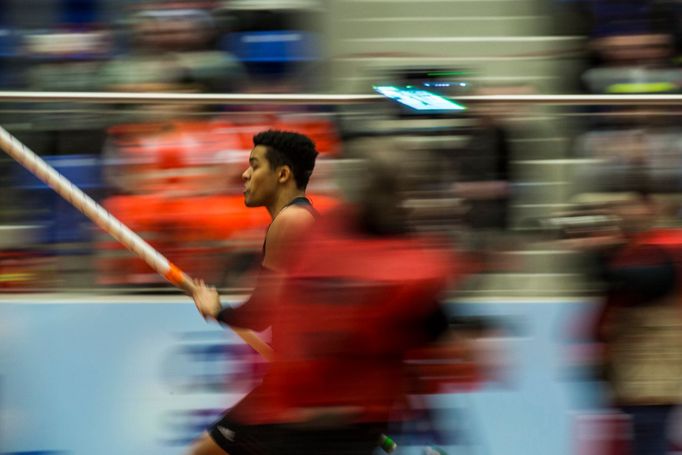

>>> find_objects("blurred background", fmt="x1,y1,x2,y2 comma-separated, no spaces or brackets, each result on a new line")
2,0,682,295
4,0,682,454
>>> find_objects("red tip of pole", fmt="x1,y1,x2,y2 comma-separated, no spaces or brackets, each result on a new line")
164,262,186,287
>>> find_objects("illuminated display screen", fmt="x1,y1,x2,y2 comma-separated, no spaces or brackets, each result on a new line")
373,85,467,111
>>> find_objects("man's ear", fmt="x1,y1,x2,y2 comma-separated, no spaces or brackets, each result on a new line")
278,165,293,184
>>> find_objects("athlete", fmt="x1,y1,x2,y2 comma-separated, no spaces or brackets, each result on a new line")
187,129,318,455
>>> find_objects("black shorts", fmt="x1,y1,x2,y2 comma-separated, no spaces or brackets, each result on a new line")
208,413,274,455
208,412,384,455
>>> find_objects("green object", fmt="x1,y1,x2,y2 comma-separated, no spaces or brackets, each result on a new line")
380,434,398,453
607,82,677,93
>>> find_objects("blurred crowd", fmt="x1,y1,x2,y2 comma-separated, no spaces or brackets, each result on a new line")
0,1,682,294
0,0,516,292
0,0,327,290
3,1,682,295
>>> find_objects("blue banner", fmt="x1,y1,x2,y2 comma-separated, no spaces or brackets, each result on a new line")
0,296,607,455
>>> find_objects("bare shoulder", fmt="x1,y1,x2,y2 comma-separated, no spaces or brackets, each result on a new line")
271,205,316,233
262,206,315,271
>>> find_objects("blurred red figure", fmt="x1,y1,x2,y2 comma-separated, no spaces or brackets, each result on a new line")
193,137,472,454
264,204,456,424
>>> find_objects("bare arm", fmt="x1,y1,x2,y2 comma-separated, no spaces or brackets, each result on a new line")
192,206,315,329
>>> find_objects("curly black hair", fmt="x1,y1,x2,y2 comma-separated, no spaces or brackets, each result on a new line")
253,130,318,190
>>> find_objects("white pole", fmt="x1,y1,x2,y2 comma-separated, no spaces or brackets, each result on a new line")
0,125,272,360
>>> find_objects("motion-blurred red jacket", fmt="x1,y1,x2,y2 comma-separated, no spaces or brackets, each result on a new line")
232,205,460,425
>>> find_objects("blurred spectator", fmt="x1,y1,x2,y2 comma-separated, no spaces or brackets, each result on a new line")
561,193,682,455
554,0,679,76
571,11,682,194
582,33,680,95
574,110,682,193
452,85,527,273
569,2,682,137
590,196,682,455
100,4,246,124
102,5,245,94
455,104,512,232
13,27,112,155
567,0,682,64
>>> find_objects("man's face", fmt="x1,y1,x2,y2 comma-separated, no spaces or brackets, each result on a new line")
242,145,279,207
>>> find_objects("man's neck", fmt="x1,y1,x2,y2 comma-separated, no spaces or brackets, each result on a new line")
267,187,307,219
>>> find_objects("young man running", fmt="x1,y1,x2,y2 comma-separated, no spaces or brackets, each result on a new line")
188,129,318,455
